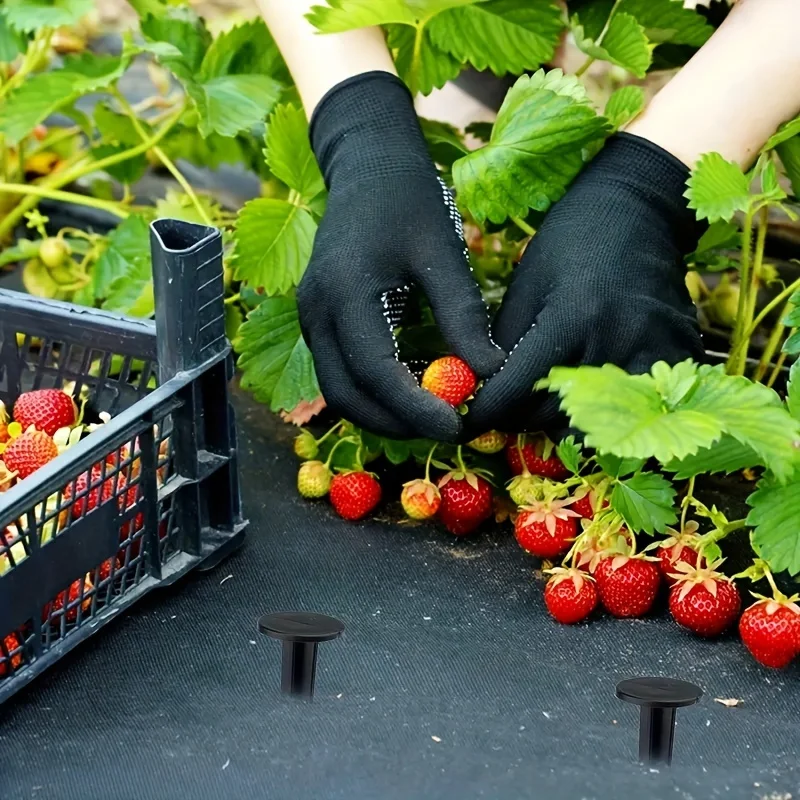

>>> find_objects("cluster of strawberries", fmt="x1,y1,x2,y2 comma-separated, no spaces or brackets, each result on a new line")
293,356,800,671
0,389,154,678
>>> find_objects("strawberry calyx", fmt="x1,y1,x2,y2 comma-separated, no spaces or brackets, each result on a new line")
746,592,800,617
516,498,579,537
439,444,494,491
544,565,595,593
669,559,733,602
647,520,702,563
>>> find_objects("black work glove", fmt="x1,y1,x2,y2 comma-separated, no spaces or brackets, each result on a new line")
468,132,705,435
300,71,505,441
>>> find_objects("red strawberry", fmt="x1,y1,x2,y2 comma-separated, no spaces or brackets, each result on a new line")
505,434,569,479
570,490,609,520
64,465,125,520
330,472,382,520
544,568,598,624
669,564,741,637
401,479,441,520
13,389,77,436
421,356,476,406
46,576,94,625
514,499,579,558
96,557,121,583
2,430,59,478
0,633,22,677
595,556,661,618
656,522,704,586
739,598,800,669
437,470,493,535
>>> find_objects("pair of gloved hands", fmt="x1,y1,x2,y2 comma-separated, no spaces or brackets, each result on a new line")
298,71,704,442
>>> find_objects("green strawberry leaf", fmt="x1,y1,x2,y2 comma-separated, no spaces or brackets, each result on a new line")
427,0,565,77
154,189,223,226
787,360,800,421
0,54,128,144
595,453,646,478
690,219,740,259
617,0,713,47
420,117,468,168
685,153,751,223
747,473,800,576
465,121,493,142
265,103,324,203
452,69,609,224
95,102,150,145
573,12,652,78
611,471,678,534
233,198,317,295
762,115,800,152
650,359,699,408
665,435,761,479
387,23,462,96
92,214,151,308
603,85,644,129
235,296,321,413
140,6,211,80
556,435,582,475
542,361,800,480
777,137,800,197
3,0,92,32
784,330,800,356
187,74,283,138
307,0,417,31
0,13,26,61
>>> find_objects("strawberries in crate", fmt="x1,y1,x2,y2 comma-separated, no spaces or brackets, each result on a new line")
2,430,59,479
44,576,94,626
13,389,78,436
0,633,23,677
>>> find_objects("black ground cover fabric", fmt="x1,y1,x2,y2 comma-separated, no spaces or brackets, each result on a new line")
1,388,798,800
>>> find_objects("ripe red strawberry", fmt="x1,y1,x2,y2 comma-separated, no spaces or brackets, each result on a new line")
595,556,661,618
46,576,93,625
96,557,121,583
0,632,22,677
739,598,800,669
330,471,382,520
401,479,441,520
544,568,598,624
656,521,704,586
505,434,569,479
64,465,124,520
421,356,476,406
13,389,77,436
467,430,506,454
438,470,493,535
669,565,741,637
2,430,59,478
514,499,579,558
297,460,332,499
570,490,609,520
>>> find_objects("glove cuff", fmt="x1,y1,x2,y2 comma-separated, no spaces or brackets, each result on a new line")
593,132,705,253
309,71,435,189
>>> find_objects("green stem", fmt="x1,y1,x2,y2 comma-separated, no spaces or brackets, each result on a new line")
0,105,184,241
766,343,792,389
223,292,240,306
762,563,787,602
753,300,791,383
114,90,212,226
424,443,438,484
728,276,800,372
737,205,770,375
727,207,756,375
323,436,356,469
574,56,595,78
511,216,535,237
315,421,344,448
455,445,467,474
0,28,54,103
26,126,80,159
680,476,695,533
0,183,129,218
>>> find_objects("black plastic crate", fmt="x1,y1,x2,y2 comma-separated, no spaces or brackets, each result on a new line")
0,219,247,702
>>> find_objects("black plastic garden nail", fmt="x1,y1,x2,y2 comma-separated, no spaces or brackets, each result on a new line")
258,612,345,699
616,677,703,765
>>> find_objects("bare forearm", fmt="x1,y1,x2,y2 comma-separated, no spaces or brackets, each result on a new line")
254,0,396,114
627,0,800,168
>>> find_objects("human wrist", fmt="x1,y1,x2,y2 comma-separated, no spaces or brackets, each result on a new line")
310,71,435,189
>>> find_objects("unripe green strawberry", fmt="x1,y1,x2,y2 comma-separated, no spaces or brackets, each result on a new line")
467,430,505,454
297,460,332,499
507,473,541,507
401,479,441,520
294,430,319,460
39,237,70,269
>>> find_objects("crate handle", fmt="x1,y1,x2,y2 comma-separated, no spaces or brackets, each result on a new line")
150,219,226,382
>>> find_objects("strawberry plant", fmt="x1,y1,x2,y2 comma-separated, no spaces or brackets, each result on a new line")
2,0,800,670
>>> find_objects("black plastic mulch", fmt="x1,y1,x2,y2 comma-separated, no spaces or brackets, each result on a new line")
0,388,798,800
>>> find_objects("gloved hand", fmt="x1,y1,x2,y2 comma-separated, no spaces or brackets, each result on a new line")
300,70,505,441
468,132,705,435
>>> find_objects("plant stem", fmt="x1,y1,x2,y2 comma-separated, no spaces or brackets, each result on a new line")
574,56,595,78
766,343,792,389
113,90,212,226
511,216,536,237
223,292,240,306
0,183,129,218
0,105,184,241
737,205,771,374
0,28,54,103
753,300,791,383
315,421,344,448
728,276,800,372
727,207,756,375
424,443,438,484
680,476,695,533
26,126,80,159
